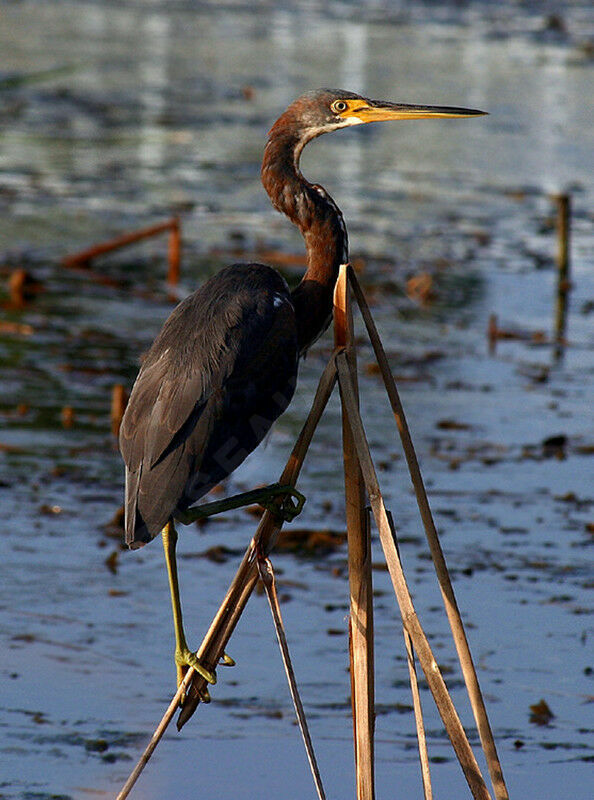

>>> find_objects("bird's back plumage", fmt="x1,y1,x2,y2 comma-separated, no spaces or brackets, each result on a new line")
119,263,298,548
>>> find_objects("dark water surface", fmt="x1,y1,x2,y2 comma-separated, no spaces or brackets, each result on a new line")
1,2,593,798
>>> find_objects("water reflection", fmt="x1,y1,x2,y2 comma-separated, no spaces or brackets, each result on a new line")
138,13,171,174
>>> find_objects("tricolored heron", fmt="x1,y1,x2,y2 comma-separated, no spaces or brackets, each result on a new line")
119,88,485,701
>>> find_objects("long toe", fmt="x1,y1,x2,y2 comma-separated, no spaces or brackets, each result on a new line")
176,648,217,685
279,488,306,521
262,487,306,522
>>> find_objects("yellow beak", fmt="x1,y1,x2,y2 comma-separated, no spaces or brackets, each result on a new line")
349,100,487,123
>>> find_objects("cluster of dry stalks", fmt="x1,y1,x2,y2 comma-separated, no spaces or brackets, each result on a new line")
117,265,509,800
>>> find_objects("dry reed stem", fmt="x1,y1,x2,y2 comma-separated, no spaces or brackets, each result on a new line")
553,193,570,352
62,217,180,277
348,266,509,800
115,356,338,798
115,673,193,800
167,218,181,285
118,270,506,800
110,384,128,437
335,265,375,799
404,630,433,800
258,556,326,800
336,352,492,800
384,509,433,800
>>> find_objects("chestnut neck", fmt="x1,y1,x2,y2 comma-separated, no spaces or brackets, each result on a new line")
261,126,348,353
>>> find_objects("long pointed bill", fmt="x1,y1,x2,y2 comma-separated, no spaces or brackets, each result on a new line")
350,101,487,123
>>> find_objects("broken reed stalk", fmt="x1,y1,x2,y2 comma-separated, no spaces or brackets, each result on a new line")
384,509,433,800
553,193,571,351
116,356,338,799
347,265,509,800
336,353,492,800
116,672,194,800
258,557,327,800
111,384,128,436
334,265,375,800
168,218,181,285
404,629,433,800
61,218,181,286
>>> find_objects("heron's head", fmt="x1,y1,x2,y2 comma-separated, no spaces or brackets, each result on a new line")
271,88,486,146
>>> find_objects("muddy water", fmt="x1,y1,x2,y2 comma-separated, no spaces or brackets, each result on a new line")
1,2,593,799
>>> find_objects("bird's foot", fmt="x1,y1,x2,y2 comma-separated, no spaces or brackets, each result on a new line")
261,484,306,522
175,647,215,705
175,648,235,705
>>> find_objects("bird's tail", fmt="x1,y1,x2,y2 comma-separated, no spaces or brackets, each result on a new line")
124,466,152,549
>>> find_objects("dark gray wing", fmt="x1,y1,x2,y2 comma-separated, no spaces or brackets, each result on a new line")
119,264,298,548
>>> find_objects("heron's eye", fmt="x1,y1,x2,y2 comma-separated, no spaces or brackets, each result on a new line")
332,100,348,113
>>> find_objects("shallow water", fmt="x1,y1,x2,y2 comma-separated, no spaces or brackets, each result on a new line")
1,2,593,799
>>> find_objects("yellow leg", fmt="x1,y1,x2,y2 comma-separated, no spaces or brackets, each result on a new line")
162,520,217,700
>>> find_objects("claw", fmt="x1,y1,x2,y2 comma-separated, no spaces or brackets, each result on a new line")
263,486,306,522
280,488,306,520
220,652,235,667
